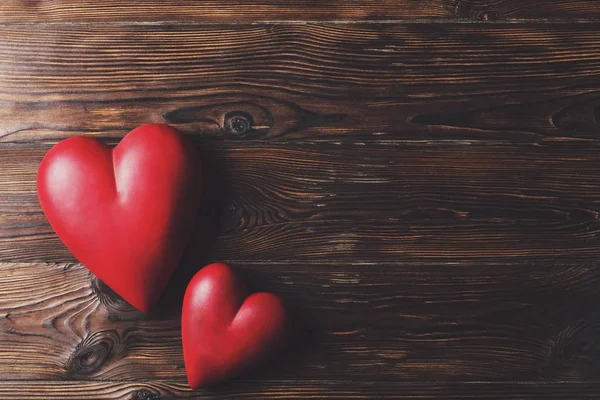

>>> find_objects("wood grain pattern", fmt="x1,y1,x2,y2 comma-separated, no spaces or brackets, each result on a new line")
1,24,600,143
453,0,600,20
3,1,600,397
2,142,600,263
0,0,599,24
3,261,600,382
1,381,600,400
0,1,457,24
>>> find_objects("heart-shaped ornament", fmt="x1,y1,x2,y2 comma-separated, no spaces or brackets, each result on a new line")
182,263,288,388
37,124,202,312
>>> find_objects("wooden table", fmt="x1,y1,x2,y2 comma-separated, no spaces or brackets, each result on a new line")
1,1,600,398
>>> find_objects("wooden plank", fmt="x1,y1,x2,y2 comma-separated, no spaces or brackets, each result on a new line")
2,142,600,263
1,261,600,382
0,1,599,23
453,0,600,21
0,381,599,400
0,1,458,24
1,24,600,142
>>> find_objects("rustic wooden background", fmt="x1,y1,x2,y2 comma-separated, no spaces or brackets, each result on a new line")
2,1,600,399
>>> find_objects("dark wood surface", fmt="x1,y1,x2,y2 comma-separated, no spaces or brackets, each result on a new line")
2,1,600,399
1,0,600,23
6,142,600,264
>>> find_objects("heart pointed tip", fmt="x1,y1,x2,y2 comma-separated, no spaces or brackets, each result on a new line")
187,375,217,390
187,379,200,390
127,297,154,314
135,305,150,314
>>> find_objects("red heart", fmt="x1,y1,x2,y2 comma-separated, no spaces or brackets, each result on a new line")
37,124,202,312
182,263,288,388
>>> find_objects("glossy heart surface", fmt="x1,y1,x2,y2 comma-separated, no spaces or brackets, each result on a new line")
182,263,288,388
37,124,202,312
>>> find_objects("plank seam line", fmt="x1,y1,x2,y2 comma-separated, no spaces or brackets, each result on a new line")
0,19,600,28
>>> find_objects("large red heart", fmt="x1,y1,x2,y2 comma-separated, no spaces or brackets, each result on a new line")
182,263,288,388
37,124,202,312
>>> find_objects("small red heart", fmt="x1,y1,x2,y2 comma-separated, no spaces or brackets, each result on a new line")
37,124,202,312
182,263,288,388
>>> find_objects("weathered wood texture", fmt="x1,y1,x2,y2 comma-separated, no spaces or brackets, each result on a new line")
452,1,600,20
2,142,600,263
0,381,599,400
1,24,600,143
0,1,452,23
2,261,600,382
0,0,599,23
3,2,600,398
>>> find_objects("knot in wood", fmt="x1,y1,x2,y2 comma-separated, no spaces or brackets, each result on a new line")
545,319,600,379
68,344,109,376
131,390,162,400
221,200,244,232
478,11,498,21
67,330,119,377
225,112,253,136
